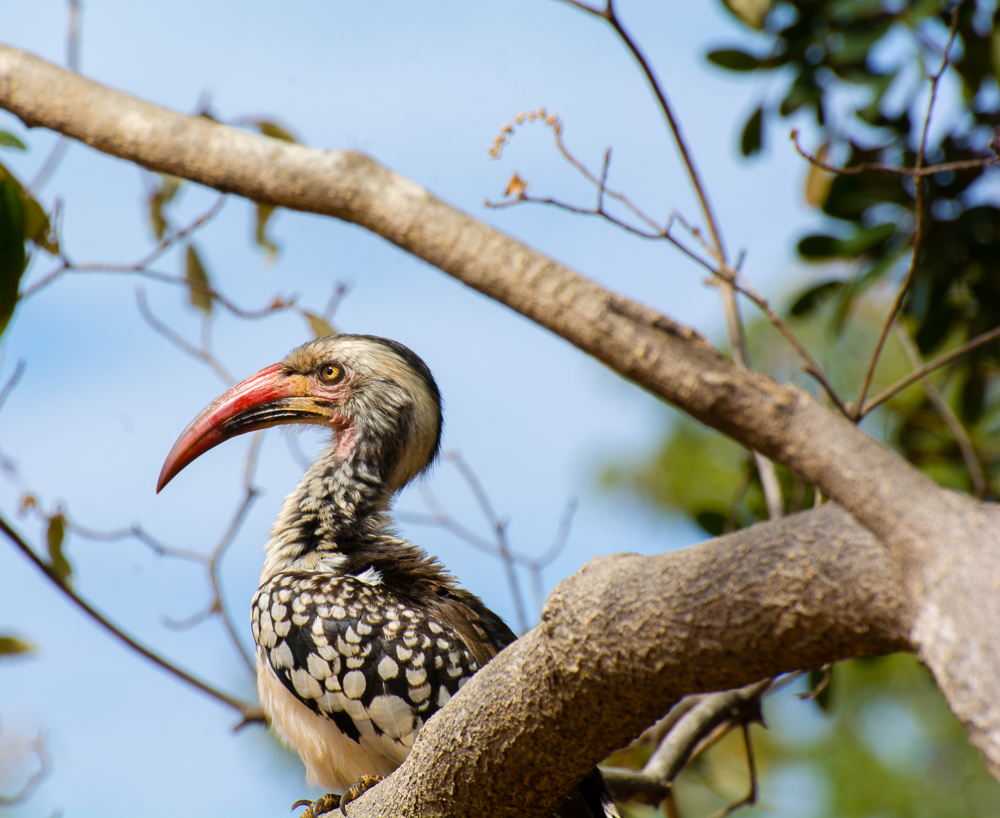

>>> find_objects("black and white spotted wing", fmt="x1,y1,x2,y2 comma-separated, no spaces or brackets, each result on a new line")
251,571,482,763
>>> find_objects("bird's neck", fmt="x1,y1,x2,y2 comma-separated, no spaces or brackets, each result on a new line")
260,435,397,582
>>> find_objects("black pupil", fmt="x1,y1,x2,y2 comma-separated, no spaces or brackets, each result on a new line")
323,365,337,380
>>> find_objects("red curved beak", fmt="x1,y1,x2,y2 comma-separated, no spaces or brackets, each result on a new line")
157,363,332,493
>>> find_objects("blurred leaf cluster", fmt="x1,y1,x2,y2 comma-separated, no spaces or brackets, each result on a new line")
712,0,1000,446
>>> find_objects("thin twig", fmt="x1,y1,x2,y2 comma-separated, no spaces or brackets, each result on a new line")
893,325,987,499
855,7,961,421
136,288,234,384
0,361,25,414
206,432,263,670
0,512,263,725
444,452,528,634
861,325,1000,417
525,498,576,616
560,0,796,517
703,723,757,818
790,130,999,177
603,679,769,807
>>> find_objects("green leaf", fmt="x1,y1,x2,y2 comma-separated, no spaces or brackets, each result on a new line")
0,131,27,151
0,175,27,339
46,513,72,586
255,120,299,143
839,222,895,256
23,196,57,255
694,509,727,537
255,203,279,259
780,73,821,116
721,0,772,30
0,635,33,656
148,174,183,240
184,244,213,314
304,311,336,339
707,49,763,72
740,107,763,157
798,234,841,259
790,279,844,317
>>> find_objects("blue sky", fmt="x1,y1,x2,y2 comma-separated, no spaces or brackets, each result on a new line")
0,2,826,815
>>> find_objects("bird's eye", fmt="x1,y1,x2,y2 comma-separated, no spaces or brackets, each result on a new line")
318,363,344,385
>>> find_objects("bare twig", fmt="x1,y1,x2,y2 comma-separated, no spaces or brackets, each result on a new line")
205,431,263,670
704,723,757,818
556,0,800,517
855,7,961,421
602,679,770,807
0,512,264,725
402,457,575,624
21,195,230,301
893,325,987,499
525,498,576,616
0,361,25,414
861,324,1000,417
790,129,1000,178
487,101,847,424
136,288,234,384
442,452,527,634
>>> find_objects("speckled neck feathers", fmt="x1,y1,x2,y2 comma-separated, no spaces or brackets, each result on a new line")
261,433,401,580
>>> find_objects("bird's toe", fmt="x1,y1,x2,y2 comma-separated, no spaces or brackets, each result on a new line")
292,792,341,818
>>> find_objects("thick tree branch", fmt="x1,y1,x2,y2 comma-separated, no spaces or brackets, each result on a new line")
3,44,1000,790
350,504,911,817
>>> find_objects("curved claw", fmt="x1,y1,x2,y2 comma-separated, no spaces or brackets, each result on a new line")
340,775,384,815
291,793,341,818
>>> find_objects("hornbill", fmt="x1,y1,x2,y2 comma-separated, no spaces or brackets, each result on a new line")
158,334,618,818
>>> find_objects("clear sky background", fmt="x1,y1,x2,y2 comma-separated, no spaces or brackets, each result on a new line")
0,2,827,816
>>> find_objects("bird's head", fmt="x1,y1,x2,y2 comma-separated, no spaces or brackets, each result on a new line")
157,334,442,495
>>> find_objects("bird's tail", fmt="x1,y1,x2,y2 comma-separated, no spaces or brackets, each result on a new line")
555,767,620,818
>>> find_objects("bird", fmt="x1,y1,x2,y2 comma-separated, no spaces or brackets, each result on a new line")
157,334,618,818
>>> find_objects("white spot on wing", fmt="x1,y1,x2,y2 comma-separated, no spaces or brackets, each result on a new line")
307,653,331,680
378,656,399,680
368,694,415,739
291,668,322,699
271,641,294,669
343,670,367,699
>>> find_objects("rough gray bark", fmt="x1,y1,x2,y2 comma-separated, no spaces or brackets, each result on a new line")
2,44,999,814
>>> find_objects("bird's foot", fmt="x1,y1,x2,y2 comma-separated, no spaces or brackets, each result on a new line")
291,777,383,817
341,775,384,811
292,792,340,818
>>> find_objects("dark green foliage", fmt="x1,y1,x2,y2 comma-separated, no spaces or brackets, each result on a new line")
0,162,55,339
707,0,1000,493
741,107,764,156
